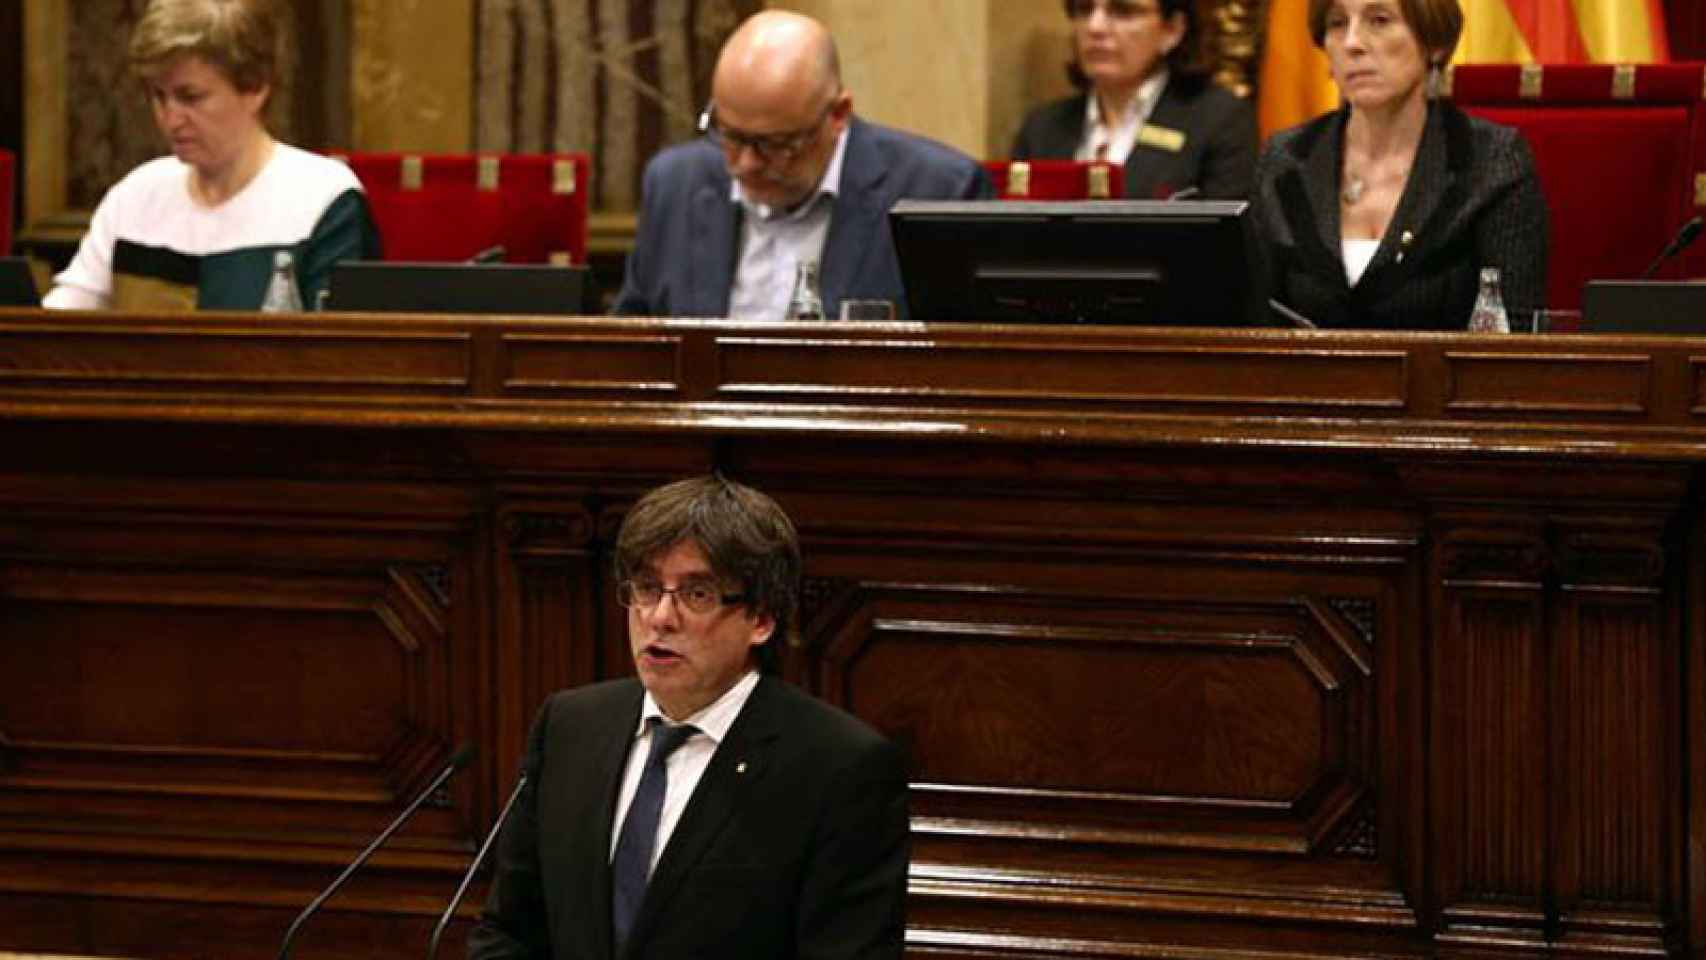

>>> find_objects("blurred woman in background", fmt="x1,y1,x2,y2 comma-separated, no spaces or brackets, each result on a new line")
1011,0,1257,200
45,0,377,311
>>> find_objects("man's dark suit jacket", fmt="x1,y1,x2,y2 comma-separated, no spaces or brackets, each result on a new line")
1009,75,1257,201
467,675,909,960
1246,100,1549,330
610,117,989,321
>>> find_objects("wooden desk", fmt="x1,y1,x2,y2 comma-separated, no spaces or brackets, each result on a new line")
0,310,1701,960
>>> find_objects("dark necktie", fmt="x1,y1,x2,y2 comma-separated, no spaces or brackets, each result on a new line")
611,718,697,951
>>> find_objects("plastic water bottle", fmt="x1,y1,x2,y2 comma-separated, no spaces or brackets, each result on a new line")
260,250,305,313
1467,266,1510,333
785,259,824,322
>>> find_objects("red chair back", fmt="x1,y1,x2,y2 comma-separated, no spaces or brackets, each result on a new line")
333,152,591,264
1451,63,1706,310
984,160,1125,200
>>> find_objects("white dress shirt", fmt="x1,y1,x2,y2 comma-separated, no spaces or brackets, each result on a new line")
726,127,850,321
1075,70,1170,165
1342,238,1380,287
608,669,761,875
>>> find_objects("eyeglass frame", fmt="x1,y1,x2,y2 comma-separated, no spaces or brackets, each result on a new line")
697,95,842,163
617,577,748,615
1064,0,1161,21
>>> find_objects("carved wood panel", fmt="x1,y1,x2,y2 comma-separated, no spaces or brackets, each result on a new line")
1435,584,1549,939
0,474,483,926
1550,520,1680,951
492,498,609,781
820,588,1369,847
1429,505,1684,958
782,502,1418,953
1,317,1703,960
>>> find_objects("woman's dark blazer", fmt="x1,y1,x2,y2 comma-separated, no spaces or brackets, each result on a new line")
1246,100,1549,330
1011,73,1257,200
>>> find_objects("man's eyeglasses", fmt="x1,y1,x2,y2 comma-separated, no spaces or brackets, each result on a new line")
698,99,837,162
618,578,746,615
1064,0,1159,20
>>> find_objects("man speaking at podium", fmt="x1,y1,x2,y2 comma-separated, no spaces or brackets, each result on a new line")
610,10,988,322
467,475,909,959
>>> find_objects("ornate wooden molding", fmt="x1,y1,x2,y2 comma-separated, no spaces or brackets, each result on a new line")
815,584,1380,862
1441,538,1549,584
501,508,597,553
378,565,449,652
1332,806,1378,859
3,315,1701,960
11,315,1706,463
1554,529,1667,589
419,563,452,609
1327,598,1376,646
798,575,857,645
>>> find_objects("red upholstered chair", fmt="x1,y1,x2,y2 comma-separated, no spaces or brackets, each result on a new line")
1450,63,1706,310
333,152,591,264
983,160,1125,200
0,147,15,257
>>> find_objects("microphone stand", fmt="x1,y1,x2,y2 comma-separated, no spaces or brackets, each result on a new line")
277,744,475,960
425,770,531,960
1639,216,1704,279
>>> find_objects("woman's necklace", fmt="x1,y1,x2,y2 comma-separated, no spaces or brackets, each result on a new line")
1342,157,1409,207
1343,133,1417,207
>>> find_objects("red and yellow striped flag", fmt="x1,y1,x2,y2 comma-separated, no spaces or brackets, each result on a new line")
1454,0,1669,64
1257,0,1340,143
1257,0,1671,141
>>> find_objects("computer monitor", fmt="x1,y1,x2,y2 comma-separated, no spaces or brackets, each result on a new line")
1581,280,1706,334
325,261,597,315
0,257,41,307
889,199,1249,325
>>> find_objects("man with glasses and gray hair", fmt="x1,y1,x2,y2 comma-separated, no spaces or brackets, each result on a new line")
469,474,909,959
611,10,989,321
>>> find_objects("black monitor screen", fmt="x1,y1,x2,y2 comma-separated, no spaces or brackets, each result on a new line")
325,261,596,315
890,199,1249,326
1582,280,1706,334
0,257,40,307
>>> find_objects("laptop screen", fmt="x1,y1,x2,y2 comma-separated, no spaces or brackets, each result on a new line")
325,261,596,315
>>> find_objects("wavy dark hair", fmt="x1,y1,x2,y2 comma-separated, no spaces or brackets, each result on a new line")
614,474,800,673
1064,0,1208,90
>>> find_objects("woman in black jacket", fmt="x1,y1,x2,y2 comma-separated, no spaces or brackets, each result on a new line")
1011,0,1257,201
1246,0,1549,329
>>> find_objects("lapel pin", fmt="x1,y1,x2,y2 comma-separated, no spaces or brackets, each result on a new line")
1397,230,1414,263
736,761,747,775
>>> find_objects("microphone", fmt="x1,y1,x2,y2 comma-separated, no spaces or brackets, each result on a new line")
1639,216,1703,279
1268,297,1317,329
424,759,532,960
469,245,507,264
277,743,476,960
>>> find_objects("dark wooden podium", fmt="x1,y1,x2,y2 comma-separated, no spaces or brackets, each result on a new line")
0,310,1701,960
